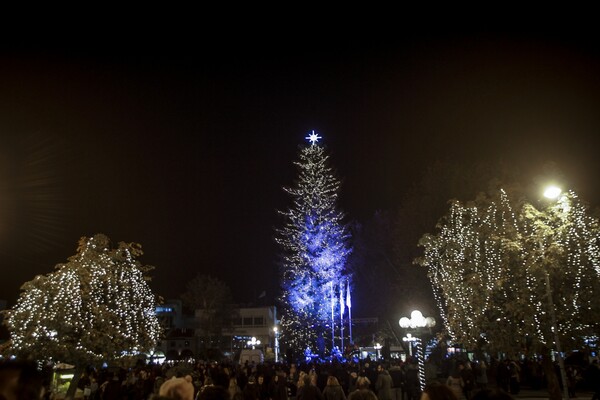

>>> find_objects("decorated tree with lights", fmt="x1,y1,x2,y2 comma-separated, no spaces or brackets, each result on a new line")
416,188,600,400
276,132,352,356
2,234,162,399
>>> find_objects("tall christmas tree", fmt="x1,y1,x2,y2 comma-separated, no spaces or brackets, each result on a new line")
276,131,352,356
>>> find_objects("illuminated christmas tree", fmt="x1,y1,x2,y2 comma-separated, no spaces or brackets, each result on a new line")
3,234,162,398
276,132,352,355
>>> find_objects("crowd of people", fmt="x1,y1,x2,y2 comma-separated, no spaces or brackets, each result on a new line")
1,354,600,400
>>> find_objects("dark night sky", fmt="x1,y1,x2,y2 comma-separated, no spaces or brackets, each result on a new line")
2,31,600,310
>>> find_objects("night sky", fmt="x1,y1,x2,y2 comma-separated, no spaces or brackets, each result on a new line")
2,32,600,310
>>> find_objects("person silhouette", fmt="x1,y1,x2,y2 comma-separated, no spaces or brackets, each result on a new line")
0,360,46,400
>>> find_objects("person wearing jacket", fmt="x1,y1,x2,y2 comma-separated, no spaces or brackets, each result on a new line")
388,361,405,400
376,364,393,400
323,376,347,400
348,376,377,400
297,375,324,400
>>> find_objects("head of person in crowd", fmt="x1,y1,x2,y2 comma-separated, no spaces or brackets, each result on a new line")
327,376,341,386
421,382,458,400
302,375,312,387
471,389,514,400
159,375,195,400
349,384,377,400
0,360,46,400
197,385,231,400
297,372,307,388
355,376,371,390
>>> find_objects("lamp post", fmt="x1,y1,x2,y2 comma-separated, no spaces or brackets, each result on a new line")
247,336,261,350
402,333,418,357
273,327,280,363
541,186,569,400
399,310,435,391
374,343,382,360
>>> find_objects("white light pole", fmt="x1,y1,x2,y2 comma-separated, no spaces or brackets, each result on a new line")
541,186,569,400
402,333,418,357
273,327,279,363
374,343,382,360
399,310,435,391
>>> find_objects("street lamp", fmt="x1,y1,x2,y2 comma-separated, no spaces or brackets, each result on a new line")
541,186,569,400
402,333,418,357
399,310,436,330
247,337,261,350
273,327,280,363
543,185,562,200
399,310,435,391
374,343,382,360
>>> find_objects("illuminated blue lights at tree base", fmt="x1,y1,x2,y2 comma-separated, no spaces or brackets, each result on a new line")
277,132,353,357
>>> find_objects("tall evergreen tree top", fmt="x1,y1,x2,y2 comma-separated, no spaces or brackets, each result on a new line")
282,143,344,223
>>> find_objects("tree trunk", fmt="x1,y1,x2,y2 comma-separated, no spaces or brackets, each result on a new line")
540,345,562,400
65,366,84,400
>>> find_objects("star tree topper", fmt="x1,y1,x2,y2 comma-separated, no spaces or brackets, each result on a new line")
305,130,322,145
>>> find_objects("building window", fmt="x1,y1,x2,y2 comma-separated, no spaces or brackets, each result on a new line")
243,317,253,326
254,317,264,326
232,317,242,326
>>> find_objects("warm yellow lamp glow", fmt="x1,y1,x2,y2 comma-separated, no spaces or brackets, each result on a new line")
544,186,562,199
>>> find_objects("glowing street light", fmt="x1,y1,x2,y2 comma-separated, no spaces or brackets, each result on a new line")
399,310,435,391
399,310,436,330
540,185,569,400
374,343,382,360
247,337,261,350
543,185,562,200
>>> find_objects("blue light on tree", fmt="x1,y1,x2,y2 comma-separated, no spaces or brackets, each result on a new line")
276,132,353,356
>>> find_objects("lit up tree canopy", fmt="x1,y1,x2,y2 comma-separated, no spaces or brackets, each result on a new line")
3,234,162,375
416,189,600,354
276,134,352,353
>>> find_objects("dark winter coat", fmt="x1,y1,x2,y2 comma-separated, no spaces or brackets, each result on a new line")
347,388,378,400
323,384,347,400
297,384,325,400
375,370,393,400
404,364,420,400
460,366,475,391
388,366,404,389
243,382,261,400
269,377,289,400
102,379,123,400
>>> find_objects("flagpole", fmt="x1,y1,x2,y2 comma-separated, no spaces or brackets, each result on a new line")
330,281,335,350
340,285,345,353
348,304,352,345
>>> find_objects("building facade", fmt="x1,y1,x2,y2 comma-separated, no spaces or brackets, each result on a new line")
222,306,278,360
153,301,278,362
